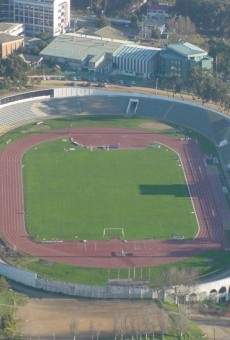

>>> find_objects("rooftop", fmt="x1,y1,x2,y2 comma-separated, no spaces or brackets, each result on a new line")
95,26,126,40
113,44,160,61
0,22,23,33
167,42,207,57
40,33,121,63
0,33,24,44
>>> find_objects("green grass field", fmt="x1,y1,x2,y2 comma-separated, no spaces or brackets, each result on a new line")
23,139,197,241
11,249,228,286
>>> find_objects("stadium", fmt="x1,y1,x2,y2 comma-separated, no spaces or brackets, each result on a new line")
0,87,230,297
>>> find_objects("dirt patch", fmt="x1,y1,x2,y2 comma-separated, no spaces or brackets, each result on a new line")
139,121,173,131
16,298,169,338
192,314,230,340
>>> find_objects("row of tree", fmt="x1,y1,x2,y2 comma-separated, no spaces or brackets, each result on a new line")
160,67,230,114
189,69,230,111
208,39,230,81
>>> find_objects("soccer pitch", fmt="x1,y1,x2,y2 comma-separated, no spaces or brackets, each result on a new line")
23,140,197,240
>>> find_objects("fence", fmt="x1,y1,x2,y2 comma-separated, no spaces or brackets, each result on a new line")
0,261,156,299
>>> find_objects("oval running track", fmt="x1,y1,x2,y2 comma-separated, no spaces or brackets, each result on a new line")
0,128,225,268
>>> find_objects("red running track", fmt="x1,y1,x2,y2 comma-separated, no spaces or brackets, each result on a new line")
0,128,225,268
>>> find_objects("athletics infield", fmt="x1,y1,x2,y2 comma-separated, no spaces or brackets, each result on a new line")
0,128,225,268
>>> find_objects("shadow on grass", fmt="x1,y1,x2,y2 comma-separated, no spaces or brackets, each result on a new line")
50,115,127,122
139,184,189,197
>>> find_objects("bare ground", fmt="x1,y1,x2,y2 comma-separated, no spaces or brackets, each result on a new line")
16,297,230,339
16,298,169,338
192,314,230,340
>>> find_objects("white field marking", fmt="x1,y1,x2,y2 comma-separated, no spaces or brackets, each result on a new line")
153,141,201,240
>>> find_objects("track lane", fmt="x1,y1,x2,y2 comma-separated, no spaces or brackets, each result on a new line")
0,128,224,268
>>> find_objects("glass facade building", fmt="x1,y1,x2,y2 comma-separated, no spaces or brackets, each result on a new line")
1,0,70,36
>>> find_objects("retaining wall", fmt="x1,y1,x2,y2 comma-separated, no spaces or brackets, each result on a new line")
0,261,156,299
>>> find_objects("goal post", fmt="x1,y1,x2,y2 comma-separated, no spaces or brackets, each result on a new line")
103,227,125,239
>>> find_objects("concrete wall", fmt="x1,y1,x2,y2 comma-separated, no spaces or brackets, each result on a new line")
0,89,54,107
35,277,157,299
1,260,230,301
0,261,156,299
0,261,37,287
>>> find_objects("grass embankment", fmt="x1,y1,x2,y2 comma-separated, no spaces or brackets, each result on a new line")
7,249,229,286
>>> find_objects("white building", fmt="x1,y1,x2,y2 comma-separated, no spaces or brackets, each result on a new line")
6,0,70,36
113,45,160,79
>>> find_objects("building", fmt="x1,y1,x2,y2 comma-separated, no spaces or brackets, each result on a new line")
1,0,70,36
0,33,24,58
147,4,170,20
113,45,160,79
40,34,212,82
159,42,213,80
140,3,170,40
41,33,161,79
0,0,9,20
0,22,24,36
40,34,121,76
140,17,166,39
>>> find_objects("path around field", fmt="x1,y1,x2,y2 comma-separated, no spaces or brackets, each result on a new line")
0,128,226,267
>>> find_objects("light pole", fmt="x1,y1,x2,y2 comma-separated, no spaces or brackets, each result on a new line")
155,77,158,95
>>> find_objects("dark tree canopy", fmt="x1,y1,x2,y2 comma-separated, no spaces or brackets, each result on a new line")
0,55,28,87
175,0,230,37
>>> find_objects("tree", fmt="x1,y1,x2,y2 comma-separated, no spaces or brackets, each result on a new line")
173,15,196,35
152,269,171,302
189,68,228,105
130,14,139,29
2,313,17,339
208,39,230,80
0,55,29,88
98,14,109,27
172,305,189,339
175,0,230,38
152,267,198,305
151,27,161,39
166,267,198,305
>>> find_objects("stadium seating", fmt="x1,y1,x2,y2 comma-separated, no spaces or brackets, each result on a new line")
0,88,230,186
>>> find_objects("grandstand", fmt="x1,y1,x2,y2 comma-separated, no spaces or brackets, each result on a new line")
0,87,230,187
0,101,49,133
